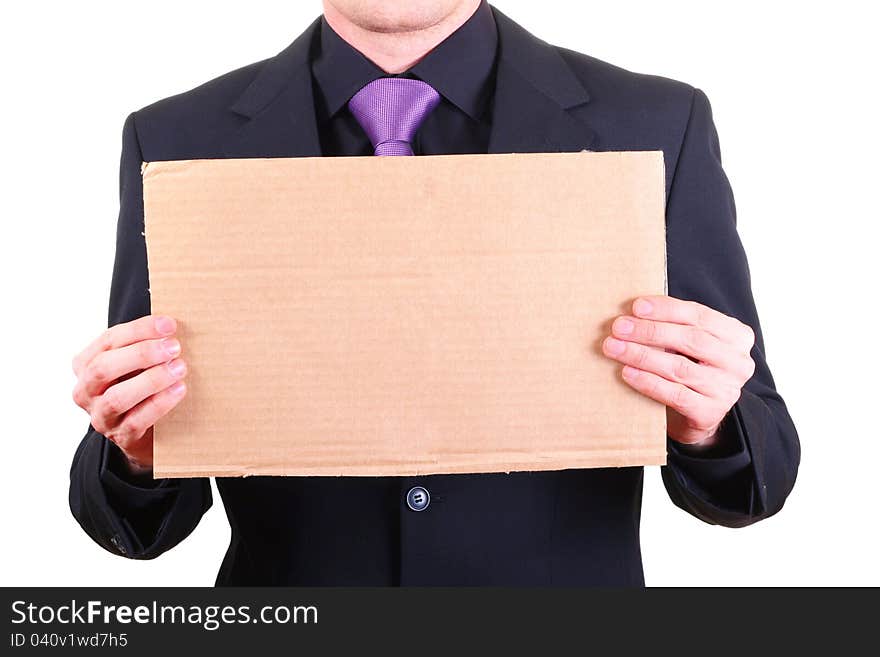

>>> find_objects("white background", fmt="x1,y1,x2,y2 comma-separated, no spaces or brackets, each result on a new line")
1,1,877,586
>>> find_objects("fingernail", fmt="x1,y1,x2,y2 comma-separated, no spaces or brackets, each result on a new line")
167,358,187,378
633,299,653,317
621,365,638,381
604,337,626,356
162,338,181,358
169,381,187,397
155,316,175,335
614,318,635,335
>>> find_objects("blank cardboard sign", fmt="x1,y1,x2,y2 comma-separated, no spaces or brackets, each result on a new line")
142,152,667,478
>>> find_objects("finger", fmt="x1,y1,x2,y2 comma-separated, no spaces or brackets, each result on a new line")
603,337,720,397
112,382,187,454
612,316,742,370
632,296,755,350
620,366,720,430
80,337,182,397
92,358,187,432
73,315,177,376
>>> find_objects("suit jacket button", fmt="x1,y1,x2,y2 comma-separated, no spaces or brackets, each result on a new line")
110,534,127,555
406,486,430,512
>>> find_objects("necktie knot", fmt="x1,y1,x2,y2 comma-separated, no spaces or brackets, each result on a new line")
348,78,441,156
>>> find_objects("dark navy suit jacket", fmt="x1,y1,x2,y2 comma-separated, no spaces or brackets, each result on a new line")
69,7,800,585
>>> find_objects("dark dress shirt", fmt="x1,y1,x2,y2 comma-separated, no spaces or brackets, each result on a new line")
312,5,497,157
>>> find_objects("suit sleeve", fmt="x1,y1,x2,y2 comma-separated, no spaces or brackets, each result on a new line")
660,88,800,528
68,112,213,559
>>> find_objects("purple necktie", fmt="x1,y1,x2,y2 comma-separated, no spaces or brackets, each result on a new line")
348,78,441,156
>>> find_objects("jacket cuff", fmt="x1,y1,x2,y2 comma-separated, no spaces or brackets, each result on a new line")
668,411,751,481
100,438,180,505
98,439,183,555
665,405,757,516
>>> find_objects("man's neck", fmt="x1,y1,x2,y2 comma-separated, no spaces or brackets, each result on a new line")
322,1,481,74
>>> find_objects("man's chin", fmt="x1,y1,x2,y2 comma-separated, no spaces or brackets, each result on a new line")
325,0,471,35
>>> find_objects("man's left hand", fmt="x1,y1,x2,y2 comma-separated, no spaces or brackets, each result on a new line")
602,295,756,448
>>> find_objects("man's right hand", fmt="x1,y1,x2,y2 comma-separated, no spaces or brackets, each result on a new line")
72,315,188,475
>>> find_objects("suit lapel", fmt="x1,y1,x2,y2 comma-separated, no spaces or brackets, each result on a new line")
488,8,596,154
220,10,595,158
222,18,323,159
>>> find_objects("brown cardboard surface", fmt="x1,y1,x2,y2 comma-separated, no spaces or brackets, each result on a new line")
143,152,667,478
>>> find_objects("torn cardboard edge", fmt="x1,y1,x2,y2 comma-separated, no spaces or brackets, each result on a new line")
154,449,668,479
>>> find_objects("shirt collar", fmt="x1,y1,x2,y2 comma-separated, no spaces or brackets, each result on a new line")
311,0,498,123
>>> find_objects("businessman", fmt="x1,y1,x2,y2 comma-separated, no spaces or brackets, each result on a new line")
70,0,800,585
